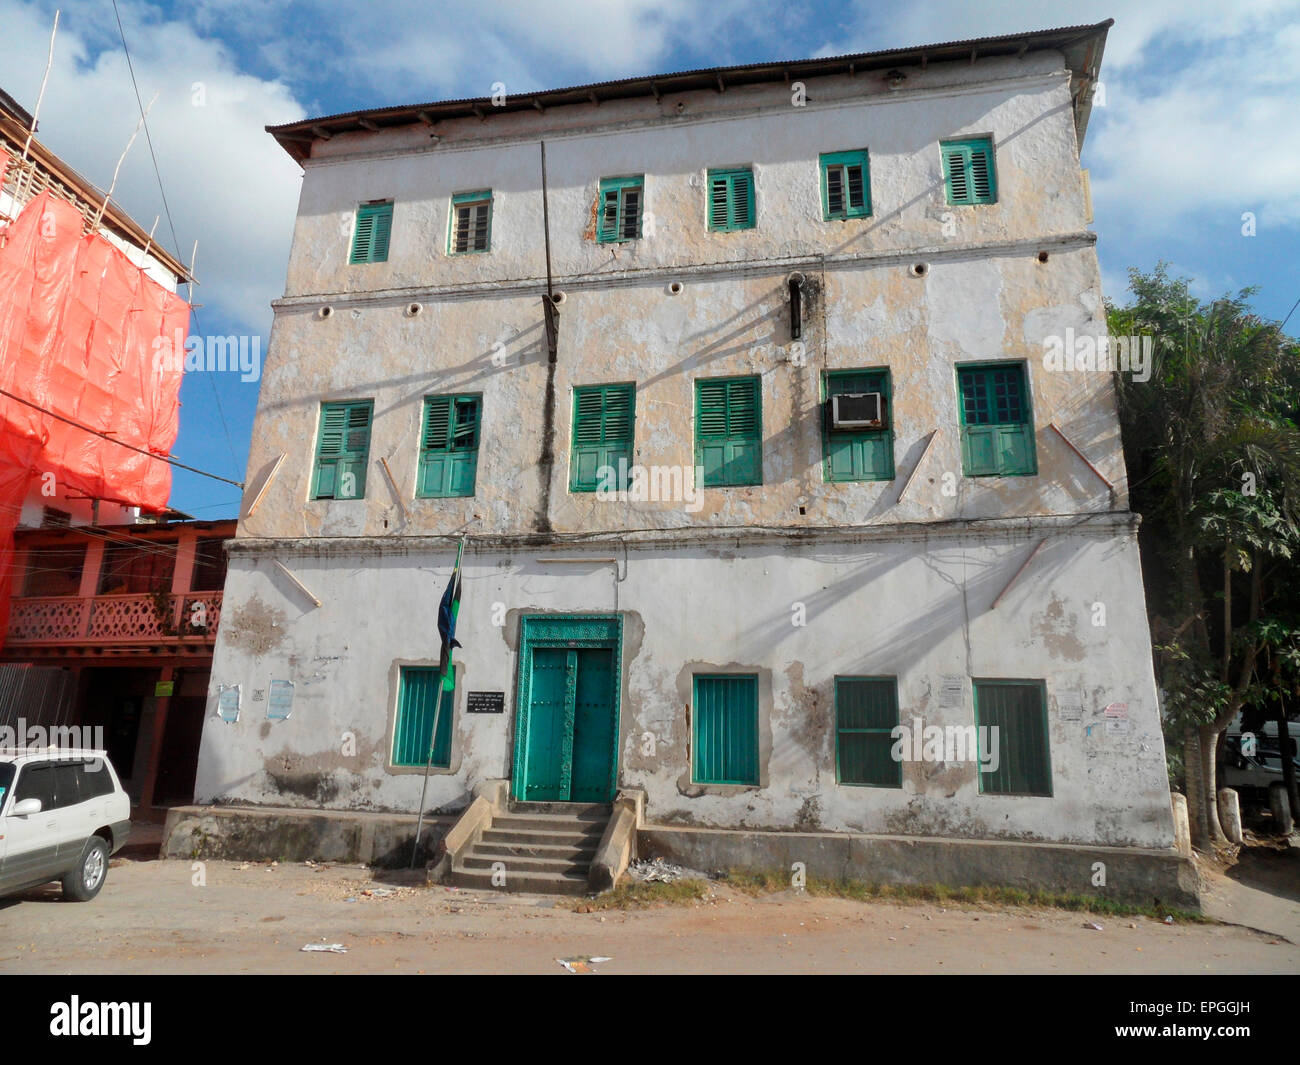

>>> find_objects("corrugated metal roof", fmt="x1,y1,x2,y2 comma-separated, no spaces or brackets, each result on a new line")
268,20,1112,162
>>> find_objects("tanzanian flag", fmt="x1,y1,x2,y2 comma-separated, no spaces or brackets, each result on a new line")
436,554,462,691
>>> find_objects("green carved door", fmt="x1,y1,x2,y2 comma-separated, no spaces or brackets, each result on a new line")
514,618,620,802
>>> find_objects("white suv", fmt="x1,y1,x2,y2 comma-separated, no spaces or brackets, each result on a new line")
0,750,131,902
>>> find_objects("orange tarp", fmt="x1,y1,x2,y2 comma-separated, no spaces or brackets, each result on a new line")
0,187,189,644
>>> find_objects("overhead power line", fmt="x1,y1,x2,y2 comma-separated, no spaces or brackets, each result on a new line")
0,387,245,489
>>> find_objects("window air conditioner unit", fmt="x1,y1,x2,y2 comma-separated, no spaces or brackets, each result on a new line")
831,392,884,430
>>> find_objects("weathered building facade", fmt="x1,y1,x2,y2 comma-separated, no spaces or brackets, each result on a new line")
197,22,1180,867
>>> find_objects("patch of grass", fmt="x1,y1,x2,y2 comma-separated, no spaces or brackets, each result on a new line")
575,878,711,911
719,871,1209,923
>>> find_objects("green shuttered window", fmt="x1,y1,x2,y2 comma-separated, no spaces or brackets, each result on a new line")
941,137,997,205
820,150,871,220
974,680,1051,796
418,395,481,498
824,369,894,482
693,674,759,786
350,201,393,263
958,363,1036,477
695,376,762,487
393,666,454,768
570,383,635,491
836,677,901,787
706,168,755,231
312,401,373,500
449,191,492,254
597,176,644,242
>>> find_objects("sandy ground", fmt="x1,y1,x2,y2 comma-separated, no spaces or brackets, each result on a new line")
0,848,1296,974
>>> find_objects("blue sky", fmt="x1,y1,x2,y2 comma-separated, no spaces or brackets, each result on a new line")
3,0,1298,518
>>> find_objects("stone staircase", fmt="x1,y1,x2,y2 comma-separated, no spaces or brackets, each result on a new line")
448,802,611,896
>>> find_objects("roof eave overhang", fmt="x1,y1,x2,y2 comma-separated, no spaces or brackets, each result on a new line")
268,20,1113,165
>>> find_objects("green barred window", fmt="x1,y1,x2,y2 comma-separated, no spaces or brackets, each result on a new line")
393,667,454,768
957,363,1036,477
693,674,759,786
974,680,1051,796
836,677,901,787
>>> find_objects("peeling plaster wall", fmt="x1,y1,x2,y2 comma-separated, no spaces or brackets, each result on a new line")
239,50,1118,543
196,521,1173,848
199,48,1175,850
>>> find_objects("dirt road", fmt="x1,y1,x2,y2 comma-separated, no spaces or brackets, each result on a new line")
1,857,1295,974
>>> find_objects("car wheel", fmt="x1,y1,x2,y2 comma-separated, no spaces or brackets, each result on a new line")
62,837,109,902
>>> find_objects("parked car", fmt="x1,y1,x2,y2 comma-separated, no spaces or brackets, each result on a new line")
1220,732,1300,807
0,749,131,901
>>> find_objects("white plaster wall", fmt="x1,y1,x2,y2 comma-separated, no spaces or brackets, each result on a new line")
196,521,1174,849
283,52,1086,297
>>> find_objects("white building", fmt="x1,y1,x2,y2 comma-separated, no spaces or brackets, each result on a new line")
193,22,1189,897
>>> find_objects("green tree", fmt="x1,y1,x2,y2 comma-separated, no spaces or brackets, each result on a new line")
1109,265,1300,851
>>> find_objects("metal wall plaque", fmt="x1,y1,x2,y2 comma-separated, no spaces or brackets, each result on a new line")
466,690,505,714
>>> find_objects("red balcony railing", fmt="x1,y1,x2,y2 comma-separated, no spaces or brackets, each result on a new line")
7,591,223,645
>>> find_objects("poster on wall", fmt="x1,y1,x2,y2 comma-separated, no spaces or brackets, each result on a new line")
267,679,295,720
217,685,241,724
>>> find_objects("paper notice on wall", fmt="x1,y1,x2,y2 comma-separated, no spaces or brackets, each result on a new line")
1105,718,1130,735
217,685,241,724
267,679,294,721
1104,702,1129,719
1059,703,1083,722
938,675,964,709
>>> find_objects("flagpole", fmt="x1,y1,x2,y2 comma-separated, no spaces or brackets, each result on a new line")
411,535,465,869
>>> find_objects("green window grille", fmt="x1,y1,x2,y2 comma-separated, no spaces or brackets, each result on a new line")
417,395,481,498
693,674,759,786
393,666,455,768
312,400,373,499
350,201,393,263
597,176,644,242
706,168,756,231
449,190,492,254
695,376,762,487
820,150,871,219
824,369,894,482
941,137,997,206
957,363,1036,477
973,680,1051,796
836,677,901,788
570,383,635,492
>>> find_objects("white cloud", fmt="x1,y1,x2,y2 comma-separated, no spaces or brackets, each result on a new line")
0,0,305,333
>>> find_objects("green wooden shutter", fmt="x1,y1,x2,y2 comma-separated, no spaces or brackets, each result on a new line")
824,369,893,482
706,168,755,231
696,376,762,486
597,177,644,243
418,394,480,498
836,677,901,787
313,401,372,499
941,138,997,205
393,667,454,768
351,202,393,263
570,383,635,491
957,364,1035,477
820,151,871,220
974,680,1051,796
693,674,759,785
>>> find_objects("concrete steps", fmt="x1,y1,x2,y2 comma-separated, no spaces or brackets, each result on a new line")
448,802,611,896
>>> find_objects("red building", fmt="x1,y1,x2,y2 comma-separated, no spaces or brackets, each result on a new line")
2,518,234,815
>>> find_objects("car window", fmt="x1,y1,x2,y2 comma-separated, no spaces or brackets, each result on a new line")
53,762,83,808
0,763,14,809
78,761,115,800
13,763,54,811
